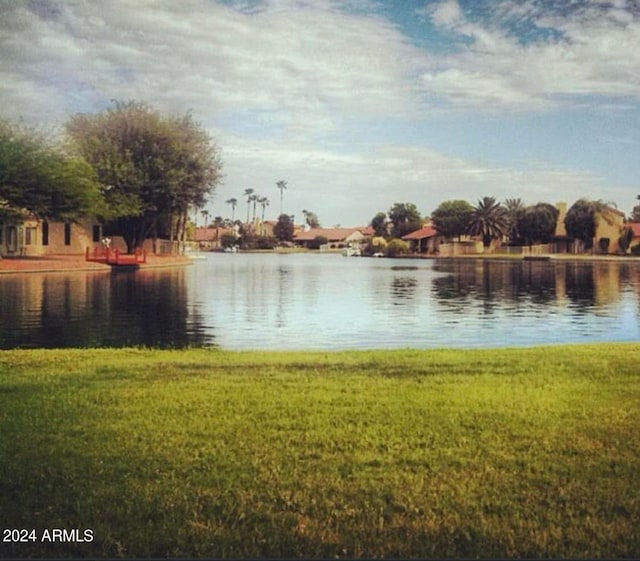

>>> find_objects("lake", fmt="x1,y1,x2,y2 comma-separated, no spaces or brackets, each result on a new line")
1,253,639,350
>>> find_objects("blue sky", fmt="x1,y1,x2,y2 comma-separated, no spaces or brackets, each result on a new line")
1,0,639,226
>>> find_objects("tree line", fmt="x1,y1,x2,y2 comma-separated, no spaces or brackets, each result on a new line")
1,102,222,253
370,196,640,255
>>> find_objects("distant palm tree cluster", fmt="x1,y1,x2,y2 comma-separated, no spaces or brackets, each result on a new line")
201,179,321,236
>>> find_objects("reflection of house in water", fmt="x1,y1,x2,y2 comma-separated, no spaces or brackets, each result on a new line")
390,276,417,304
430,260,627,315
593,262,622,307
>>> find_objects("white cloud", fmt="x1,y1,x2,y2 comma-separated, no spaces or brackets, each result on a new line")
0,0,426,133
422,0,640,110
0,0,637,226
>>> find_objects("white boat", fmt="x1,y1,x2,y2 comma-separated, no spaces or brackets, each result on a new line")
342,246,361,257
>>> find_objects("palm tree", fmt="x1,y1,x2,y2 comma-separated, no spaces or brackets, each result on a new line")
257,196,269,235
251,193,259,223
243,188,254,224
225,198,238,222
467,196,508,249
504,197,525,245
200,209,209,229
276,180,287,215
258,196,270,222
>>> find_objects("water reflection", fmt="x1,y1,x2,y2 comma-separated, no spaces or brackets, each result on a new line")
431,260,630,314
0,254,639,350
0,269,211,349
390,277,417,304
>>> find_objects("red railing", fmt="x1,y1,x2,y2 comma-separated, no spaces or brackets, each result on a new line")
86,246,147,265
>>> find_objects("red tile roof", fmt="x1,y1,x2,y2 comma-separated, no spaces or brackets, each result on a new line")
627,223,640,237
294,227,364,242
402,226,439,240
195,227,233,242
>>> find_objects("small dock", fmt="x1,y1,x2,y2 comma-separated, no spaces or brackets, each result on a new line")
86,247,147,268
523,255,552,262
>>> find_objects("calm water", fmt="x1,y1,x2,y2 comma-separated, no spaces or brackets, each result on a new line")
1,253,640,350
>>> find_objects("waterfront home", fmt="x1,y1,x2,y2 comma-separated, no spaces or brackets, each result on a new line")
293,227,373,249
0,217,102,258
195,226,236,250
552,202,626,254
402,226,441,254
626,223,640,252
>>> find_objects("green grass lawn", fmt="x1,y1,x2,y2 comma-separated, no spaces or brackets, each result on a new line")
1,344,639,558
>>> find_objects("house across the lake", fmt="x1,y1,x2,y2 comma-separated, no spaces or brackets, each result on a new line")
402,226,441,254
401,202,632,256
293,226,373,249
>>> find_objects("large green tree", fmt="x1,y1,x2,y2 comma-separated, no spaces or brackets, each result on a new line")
467,196,508,248
370,212,388,237
518,203,559,246
431,200,473,241
66,102,222,253
388,202,422,238
0,119,101,222
273,213,294,242
302,209,320,228
564,199,613,251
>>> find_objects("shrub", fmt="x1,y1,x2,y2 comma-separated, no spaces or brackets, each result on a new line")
220,233,238,249
308,235,329,250
386,238,409,257
254,236,277,250
630,244,640,256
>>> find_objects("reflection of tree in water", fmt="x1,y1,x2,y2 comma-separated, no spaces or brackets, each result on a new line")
510,262,557,305
431,261,586,314
108,269,211,348
0,269,211,349
390,276,417,305
563,262,596,312
563,262,624,312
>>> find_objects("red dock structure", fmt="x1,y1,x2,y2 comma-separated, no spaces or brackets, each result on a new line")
86,246,147,267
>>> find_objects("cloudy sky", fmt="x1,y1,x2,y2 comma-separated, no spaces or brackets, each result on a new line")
1,0,639,226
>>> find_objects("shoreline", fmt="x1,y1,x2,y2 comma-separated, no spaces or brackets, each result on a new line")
0,253,193,275
2,250,640,275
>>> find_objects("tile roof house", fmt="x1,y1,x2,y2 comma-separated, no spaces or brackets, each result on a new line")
194,226,235,249
293,227,372,249
625,223,640,252
402,226,441,254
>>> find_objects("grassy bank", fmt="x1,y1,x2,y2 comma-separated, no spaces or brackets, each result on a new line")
1,345,639,558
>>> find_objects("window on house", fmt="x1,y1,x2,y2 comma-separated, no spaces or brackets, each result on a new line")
42,221,49,246
25,226,37,245
64,222,71,246
92,225,101,243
